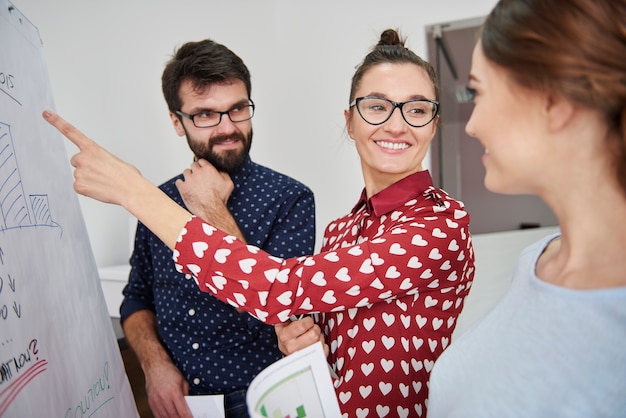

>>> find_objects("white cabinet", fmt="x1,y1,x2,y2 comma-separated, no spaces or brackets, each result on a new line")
99,264,131,318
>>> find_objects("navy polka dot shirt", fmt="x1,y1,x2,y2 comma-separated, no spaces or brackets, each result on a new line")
120,157,315,394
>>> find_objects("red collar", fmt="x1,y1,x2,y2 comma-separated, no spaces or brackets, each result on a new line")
352,170,435,217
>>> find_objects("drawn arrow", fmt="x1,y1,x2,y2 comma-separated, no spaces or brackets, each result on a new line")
12,301,20,318
8,275,15,292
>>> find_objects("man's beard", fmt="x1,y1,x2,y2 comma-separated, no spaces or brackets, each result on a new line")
186,129,253,173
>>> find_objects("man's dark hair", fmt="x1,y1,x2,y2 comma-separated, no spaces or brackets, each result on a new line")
162,39,252,113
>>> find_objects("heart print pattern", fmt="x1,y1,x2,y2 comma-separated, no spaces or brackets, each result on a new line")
174,173,475,417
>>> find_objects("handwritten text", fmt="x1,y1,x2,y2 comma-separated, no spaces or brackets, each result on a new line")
64,362,115,418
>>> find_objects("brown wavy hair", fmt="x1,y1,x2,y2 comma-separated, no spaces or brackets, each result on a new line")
482,0,626,194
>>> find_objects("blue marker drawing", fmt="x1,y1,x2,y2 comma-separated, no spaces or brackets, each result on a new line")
0,122,62,236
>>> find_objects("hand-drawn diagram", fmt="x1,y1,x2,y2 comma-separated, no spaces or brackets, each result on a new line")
0,2,139,416
0,122,62,236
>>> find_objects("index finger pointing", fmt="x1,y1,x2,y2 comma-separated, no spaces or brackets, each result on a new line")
42,110,93,150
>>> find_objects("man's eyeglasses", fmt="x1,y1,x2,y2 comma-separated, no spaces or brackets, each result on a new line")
176,101,255,128
349,96,439,128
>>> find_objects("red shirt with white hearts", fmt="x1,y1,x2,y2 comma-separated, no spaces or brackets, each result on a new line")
174,170,475,417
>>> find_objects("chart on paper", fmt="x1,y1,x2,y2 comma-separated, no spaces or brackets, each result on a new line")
247,343,341,418
257,366,324,418
0,122,62,233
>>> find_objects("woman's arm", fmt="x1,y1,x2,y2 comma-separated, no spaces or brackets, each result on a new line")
174,200,473,324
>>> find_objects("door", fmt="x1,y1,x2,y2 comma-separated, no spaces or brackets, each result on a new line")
425,17,558,234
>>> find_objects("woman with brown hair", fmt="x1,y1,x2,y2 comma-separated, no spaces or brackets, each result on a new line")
428,0,626,416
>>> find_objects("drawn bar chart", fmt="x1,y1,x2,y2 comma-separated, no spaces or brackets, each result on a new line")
0,122,61,233
0,122,31,229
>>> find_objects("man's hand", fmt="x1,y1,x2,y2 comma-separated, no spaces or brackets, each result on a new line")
143,361,193,418
123,310,192,418
175,159,247,244
176,159,233,220
275,316,329,357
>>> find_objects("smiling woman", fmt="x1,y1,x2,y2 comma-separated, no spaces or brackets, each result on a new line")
345,60,440,196
44,28,476,417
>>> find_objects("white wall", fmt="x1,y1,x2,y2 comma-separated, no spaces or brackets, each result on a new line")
11,0,498,267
